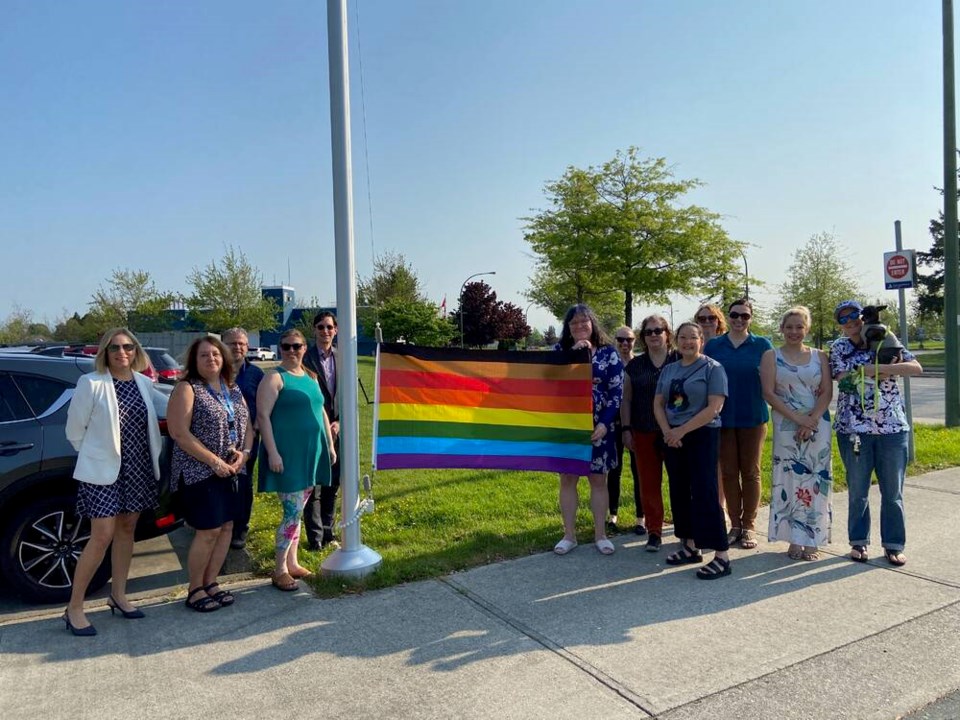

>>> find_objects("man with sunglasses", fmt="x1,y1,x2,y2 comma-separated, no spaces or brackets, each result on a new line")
830,300,922,566
607,327,642,534
301,311,342,550
223,328,265,550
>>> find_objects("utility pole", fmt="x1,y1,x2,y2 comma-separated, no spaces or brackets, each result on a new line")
944,0,960,426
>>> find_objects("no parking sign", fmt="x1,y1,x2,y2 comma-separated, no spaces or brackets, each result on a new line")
883,250,915,290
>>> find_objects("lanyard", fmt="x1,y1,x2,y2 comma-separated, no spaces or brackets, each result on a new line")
205,381,237,445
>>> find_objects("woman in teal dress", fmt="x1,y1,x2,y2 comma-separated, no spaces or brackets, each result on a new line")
256,329,336,591
760,306,833,561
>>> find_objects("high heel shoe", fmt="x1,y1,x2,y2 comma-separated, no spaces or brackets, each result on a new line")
62,611,97,637
107,596,145,619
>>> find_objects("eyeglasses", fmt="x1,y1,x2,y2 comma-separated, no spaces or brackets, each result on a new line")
108,343,135,353
837,312,860,325
696,315,717,324
642,328,666,337
729,311,752,321
615,337,635,343
315,324,336,331
280,342,304,351
569,319,591,328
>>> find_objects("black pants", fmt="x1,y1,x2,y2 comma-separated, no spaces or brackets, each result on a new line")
607,425,641,518
663,425,728,552
304,454,341,547
232,433,260,541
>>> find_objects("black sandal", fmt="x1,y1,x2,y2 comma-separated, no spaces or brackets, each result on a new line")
185,587,221,612
884,549,906,567
696,557,732,580
204,582,235,606
850,545,869,563
665,544,703,566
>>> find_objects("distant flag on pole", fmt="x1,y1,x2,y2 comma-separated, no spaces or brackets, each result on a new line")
373,344,593,474
439,295,447,316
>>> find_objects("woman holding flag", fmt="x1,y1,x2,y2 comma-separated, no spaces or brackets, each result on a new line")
553,304,623,556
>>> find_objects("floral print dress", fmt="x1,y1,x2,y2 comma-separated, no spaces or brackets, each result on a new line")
767,348,833,547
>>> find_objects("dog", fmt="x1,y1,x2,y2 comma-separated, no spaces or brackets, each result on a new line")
859,305,904,364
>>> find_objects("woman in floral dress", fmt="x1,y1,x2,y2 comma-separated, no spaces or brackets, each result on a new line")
760,307,833,561
552,304,623,556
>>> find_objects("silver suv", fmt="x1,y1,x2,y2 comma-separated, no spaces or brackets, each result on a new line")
0,352,179,603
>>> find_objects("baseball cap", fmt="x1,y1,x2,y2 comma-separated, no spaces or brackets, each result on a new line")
834,300,863,320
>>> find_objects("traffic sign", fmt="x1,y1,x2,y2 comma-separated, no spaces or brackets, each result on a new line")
884,250,915,289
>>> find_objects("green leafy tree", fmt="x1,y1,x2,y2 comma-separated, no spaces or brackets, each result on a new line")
53,312,101,342
915,213,945,325
543,325,558,346
88,268,177,332
358,252,425,338
378,297,456,346
0,306,44,344
186,246,278,333
524,148,744,326
774,232,861,348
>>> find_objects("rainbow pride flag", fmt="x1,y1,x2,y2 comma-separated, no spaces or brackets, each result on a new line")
374,344,594,475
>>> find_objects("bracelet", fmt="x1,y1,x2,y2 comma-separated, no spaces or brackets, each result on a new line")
241,449,252,457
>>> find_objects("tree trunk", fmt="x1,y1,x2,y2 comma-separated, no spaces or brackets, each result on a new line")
624,288,633,327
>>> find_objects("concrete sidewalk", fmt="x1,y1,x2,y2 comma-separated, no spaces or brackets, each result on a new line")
1,469,959,719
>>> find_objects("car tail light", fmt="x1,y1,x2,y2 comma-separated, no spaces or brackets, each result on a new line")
155,513,177,529
158,368,179,381
140,366,158,382
158,419,168,436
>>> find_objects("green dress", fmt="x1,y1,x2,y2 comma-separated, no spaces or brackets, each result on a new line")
258,367,332,493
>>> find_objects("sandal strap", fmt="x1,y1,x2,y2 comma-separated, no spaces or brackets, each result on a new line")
699,558,728,575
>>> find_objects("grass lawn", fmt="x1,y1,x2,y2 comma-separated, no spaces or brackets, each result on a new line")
244,356,960,597
915,351,944,368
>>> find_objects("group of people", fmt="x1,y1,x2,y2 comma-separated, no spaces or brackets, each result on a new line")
552,298,921,581
62,313,344,635
60,295,921,633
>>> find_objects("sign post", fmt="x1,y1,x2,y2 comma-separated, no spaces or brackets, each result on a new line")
889,222,915,462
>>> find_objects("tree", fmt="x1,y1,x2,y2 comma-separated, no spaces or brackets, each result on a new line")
357,252,425,338
524,147,744,326
378,297,456,346
915,212,945,325
87,268,178,333
774,232,861,348
186,246,278,332
543,325,558,347
0,306,46,344
453,281,503,347
495,301,531,349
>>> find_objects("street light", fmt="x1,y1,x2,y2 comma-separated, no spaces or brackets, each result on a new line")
738,248,749,299
459,271,496,348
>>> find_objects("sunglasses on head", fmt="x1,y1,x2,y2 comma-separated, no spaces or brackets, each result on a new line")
108,343,135,353
281,342,304,351
837,311,860,325
615,336,635,343
642,327,666,337
696,315,717,323
729,311,751,320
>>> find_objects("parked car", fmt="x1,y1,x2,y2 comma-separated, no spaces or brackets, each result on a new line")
0,352,181,603
143,347,182,385
246,346,276,361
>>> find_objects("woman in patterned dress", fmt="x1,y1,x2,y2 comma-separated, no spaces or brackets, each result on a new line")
257,329,336,592
761,307,833,561
169,337,253,612
552,304,623,557
63,329,164,635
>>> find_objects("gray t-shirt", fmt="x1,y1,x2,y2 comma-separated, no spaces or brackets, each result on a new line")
655,356,728,428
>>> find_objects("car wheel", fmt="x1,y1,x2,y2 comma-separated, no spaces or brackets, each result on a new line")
0,494,112,604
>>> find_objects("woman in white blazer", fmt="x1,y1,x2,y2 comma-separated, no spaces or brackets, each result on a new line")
63,328,163,636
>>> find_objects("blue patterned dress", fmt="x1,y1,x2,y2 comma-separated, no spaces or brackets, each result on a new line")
556,343,623,474
767,348,832,547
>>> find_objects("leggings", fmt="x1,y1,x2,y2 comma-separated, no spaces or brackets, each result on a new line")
276,488,313,553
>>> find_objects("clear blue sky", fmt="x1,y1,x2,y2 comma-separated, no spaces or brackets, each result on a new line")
0,1,948,333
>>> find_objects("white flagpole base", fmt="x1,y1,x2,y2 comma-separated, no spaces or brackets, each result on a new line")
320,545,382,579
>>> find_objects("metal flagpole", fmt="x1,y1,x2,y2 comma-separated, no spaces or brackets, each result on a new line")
321,0,381,578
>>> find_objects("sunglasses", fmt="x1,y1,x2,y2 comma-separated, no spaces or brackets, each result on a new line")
642,327,666,337
696,315,717,323
837,312,860,325
108,343,135,353
729,311,752,320
615,337,635,343
280,342,304,351
315,324,336,331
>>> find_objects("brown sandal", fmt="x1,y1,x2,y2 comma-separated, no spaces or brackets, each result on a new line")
289,567,314,579
271,572,299,592
787,544,803,560
740,530,758,549
800,547,821,561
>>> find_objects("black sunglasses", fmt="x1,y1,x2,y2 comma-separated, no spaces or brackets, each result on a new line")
108,343,136,353
696,315,717,323
615,336,635,343
315,324,336,331
642,327,666,337
729,311,751,320
280,342,304,351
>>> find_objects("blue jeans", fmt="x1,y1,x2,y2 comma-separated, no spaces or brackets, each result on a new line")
837,432,907,551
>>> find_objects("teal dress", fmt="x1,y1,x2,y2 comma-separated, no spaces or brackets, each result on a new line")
258,368,332,493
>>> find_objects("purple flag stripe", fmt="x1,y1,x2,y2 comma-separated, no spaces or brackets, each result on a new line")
376,453,591,475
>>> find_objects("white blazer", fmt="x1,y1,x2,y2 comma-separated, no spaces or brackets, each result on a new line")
65,371,163,485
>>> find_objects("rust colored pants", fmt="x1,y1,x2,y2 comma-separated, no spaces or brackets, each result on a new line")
630,431,666,536
719,424,767,532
